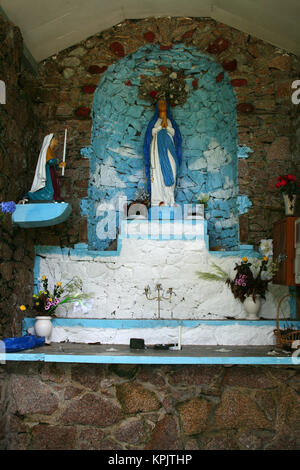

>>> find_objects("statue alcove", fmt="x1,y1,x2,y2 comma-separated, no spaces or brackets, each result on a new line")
80,43,248,252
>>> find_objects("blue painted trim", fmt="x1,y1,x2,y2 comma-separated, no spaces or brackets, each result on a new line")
0,352,297,365
22,317,300,335
12,203,72,228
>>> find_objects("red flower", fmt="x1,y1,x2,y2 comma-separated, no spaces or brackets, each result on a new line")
275,182,281,188
280,180,287,187
149,90,158,98
287,174,295,182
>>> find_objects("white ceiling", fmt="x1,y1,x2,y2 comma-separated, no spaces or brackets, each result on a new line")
1,0,300,62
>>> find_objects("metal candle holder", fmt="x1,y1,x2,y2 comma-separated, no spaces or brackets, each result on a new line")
144,284,173,319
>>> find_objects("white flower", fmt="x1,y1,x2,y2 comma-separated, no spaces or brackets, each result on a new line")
259,239,273,257
169,72,177,79
197,193,210,204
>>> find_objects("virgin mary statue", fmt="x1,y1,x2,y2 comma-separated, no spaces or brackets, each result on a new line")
144,99,182,206
23,134,66,202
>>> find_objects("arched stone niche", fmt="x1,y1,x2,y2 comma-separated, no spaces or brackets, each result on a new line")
81,43,246,251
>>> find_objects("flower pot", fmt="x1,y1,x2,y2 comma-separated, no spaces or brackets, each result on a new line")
34,316,53,344
243,296,261,320
283,194,297,216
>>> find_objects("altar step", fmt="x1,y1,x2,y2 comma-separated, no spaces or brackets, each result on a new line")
23,318,300,347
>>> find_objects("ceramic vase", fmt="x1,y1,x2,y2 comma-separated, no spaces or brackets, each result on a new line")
283,193,297,216
243,296,261,320
34,316,53,344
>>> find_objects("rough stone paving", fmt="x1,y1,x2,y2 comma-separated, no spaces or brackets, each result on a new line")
0,363,299,450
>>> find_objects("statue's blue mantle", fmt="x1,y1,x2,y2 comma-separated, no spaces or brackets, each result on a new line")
12,202,72,228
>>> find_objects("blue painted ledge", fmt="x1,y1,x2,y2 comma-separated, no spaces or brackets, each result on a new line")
12,203,72,228
22,318,300,332
2,318,296,365
1,344,298,365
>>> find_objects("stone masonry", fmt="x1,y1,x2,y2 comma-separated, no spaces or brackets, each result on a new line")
0,363,299,450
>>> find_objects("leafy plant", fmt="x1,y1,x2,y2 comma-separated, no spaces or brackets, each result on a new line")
197,256,278,303
197,262,228,282
20,275,91,316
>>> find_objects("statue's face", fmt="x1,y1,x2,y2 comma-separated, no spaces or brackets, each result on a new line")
51,137,59,148
158,100,167,113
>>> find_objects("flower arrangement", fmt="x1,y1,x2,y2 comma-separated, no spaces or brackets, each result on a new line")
226,256,270,302
139,67,189,107
197,255,279,303
0,201,16,220
275,174,300,197
20,275,91,316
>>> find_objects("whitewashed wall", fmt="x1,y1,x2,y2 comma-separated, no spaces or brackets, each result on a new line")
37,221,288,321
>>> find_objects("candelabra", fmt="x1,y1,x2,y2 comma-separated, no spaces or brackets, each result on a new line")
144,284,173,319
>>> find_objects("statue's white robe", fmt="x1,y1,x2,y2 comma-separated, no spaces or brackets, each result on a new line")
150,118,176,206
30,133,53,193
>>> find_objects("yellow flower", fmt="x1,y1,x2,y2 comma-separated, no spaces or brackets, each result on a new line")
43,291,47,295
242,257,248,262
36,302,40,306
56,282,61,287
20,305,26,311
42,275,46,280
263,256,268,261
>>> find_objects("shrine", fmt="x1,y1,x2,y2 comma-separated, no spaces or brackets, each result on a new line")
0,1,299,452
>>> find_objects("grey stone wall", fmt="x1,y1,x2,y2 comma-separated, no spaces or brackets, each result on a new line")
0,363,299,450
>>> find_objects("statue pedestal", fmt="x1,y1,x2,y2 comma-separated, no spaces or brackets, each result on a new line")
12,202,72,228
120,218,207,242
148,204,204,221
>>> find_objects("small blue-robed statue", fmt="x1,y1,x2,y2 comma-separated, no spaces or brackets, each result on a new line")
144,99,182,206
23,134,66,202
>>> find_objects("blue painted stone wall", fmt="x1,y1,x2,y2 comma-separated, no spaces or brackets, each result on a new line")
81,44,248,251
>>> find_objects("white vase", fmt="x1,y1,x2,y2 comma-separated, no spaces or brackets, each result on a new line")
243,296,261,320
34,316,53,344
283,193,296,216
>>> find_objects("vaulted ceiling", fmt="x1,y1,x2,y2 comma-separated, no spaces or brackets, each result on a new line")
1,0,300,62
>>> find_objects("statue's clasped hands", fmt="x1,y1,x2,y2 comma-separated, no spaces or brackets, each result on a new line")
161,116,168,129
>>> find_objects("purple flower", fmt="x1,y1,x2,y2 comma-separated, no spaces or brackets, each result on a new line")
235,274,247,287
1,201,16,214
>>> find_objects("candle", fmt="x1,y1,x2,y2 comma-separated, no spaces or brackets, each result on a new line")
62,128,67,176
178,325,182,350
